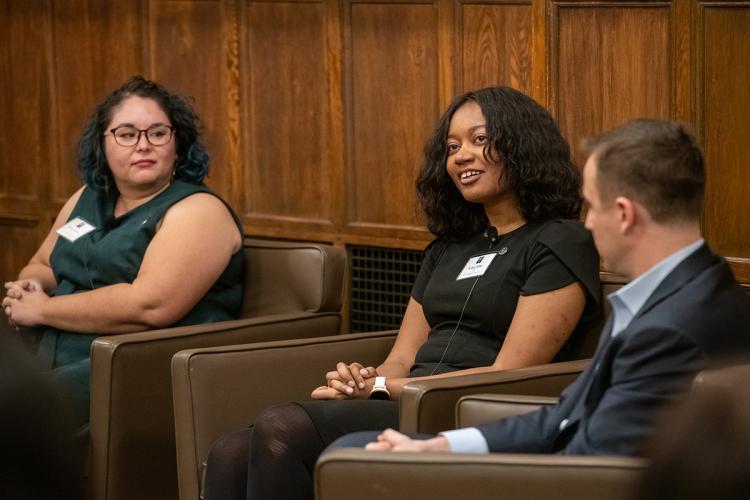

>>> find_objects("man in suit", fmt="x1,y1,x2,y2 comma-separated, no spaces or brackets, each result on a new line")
331,118,750,456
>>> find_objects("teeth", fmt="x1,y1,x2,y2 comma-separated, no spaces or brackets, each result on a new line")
460,171,481,179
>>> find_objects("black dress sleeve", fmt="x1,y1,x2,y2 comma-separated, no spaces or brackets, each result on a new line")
520,219,601,309
411,238,447,305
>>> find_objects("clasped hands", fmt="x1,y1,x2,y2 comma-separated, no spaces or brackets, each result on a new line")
309,361,452,453
2,279,48,329
310,361,379,400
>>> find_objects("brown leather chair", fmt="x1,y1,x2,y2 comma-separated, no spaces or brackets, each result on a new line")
171,273,626,500
315,364,750,500
88,238,345,500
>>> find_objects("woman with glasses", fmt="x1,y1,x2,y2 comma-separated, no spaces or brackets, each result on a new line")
2,76,243,429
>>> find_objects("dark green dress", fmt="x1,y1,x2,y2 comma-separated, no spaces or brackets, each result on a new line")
37,181,244,426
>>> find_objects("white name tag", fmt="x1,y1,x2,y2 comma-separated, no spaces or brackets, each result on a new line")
456,252,498,280
56,217,96,242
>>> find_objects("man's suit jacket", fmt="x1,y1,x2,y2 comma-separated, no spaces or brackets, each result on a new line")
477,244,750,456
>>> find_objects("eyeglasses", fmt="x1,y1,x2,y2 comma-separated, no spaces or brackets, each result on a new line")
108,124,175,147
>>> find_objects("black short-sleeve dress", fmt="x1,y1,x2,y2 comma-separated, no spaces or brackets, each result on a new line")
298,219,600,443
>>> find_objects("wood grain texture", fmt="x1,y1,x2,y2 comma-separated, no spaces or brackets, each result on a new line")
0,214,46,284
51,0,144,202
149,0,237,207
1,0,750,286
244,1,330,222
553,4,672,166
698,4,750,260
0,0,54,202
347,1,439,229
458,1,532,94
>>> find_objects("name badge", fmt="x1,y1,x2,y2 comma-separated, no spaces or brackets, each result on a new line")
56,217,96,242
456,252,498,280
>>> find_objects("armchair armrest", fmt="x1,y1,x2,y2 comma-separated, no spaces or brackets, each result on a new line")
399,359,589,434
316,448,646,500
89,310,340,500
456,394,559,428
172,330,398,500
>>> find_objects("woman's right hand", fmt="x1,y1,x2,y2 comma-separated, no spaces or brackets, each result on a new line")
3,279,43,329
310,362,378,399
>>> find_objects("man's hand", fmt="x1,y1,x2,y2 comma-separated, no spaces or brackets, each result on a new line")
365,428,452,453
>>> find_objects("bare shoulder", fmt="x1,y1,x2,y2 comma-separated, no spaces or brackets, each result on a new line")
166,192,233,218
160,192,241,248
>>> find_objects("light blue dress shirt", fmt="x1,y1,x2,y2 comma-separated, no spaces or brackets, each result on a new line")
439,239,705,453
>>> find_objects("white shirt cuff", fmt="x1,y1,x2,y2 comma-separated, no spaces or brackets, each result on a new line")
439,427,490,454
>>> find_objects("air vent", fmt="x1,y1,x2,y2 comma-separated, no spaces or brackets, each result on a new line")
349,245,424,332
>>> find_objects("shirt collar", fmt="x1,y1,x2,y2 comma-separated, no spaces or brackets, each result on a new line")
608,239,704,337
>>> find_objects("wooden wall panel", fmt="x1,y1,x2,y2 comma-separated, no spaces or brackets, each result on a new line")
698,5,750,273
553,4,672,165
244,1,330,224
0,1,53,202
2,0,750,288
51,0,144,201
0,216,47,285
458,1,532,94
347,1,439,232
149,0,241,208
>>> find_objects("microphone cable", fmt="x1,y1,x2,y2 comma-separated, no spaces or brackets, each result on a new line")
429,227,498,376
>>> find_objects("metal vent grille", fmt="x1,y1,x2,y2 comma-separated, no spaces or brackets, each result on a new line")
349,245,423,332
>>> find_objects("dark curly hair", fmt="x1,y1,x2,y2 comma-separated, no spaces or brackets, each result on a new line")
76,75,209,194
417,87,581,240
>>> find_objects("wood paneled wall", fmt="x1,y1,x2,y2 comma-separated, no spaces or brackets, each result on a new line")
2,0,749,289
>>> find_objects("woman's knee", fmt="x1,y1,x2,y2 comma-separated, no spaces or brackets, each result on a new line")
206,427,251,469
252,403,314,459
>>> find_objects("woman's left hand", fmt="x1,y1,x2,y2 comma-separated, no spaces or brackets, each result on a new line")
310,376,377,400
2,288,49,327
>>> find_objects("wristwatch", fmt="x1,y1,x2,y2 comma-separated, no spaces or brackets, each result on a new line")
368,376,390,400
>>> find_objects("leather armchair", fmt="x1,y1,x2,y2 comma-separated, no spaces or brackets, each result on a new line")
316,449,644,500
316,390,644,500
88,238,346,500
315,364,750,500
171,273,626,500
172,330,398,500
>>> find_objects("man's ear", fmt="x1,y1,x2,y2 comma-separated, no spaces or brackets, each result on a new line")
614,196,637,233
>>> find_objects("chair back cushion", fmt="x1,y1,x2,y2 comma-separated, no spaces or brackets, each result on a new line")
241,238,345,316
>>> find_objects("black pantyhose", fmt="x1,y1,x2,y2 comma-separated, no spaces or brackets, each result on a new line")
203,403,325,500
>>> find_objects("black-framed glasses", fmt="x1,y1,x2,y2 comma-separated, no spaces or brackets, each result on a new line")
108,124,175,147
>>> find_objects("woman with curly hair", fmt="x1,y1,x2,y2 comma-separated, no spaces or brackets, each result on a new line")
2,76,243,429
202,87,601,500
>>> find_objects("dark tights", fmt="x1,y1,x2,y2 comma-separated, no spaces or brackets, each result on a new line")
203,403,325,500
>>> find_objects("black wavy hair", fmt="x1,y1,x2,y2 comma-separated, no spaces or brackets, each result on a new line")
417,87,581,240
76,76,209,194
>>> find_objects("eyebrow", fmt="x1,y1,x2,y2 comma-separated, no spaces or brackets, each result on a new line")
447,123,487,139
110,121,171,129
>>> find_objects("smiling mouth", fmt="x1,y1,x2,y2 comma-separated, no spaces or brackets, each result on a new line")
460,170,482,180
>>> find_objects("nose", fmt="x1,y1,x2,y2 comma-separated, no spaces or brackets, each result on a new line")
135,130,152,150
453,143,473,164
